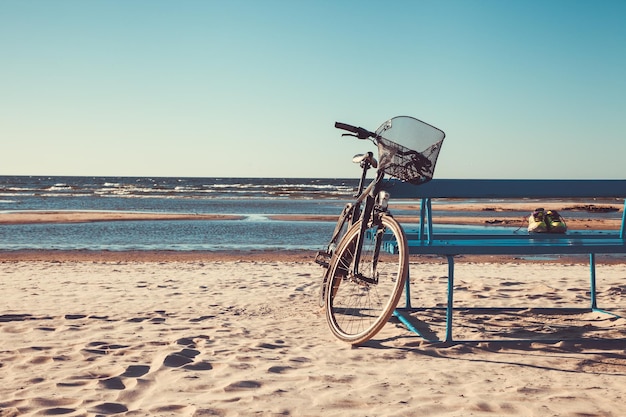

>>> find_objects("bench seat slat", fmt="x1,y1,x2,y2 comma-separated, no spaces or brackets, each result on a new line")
398,238,626,255
405,232,621,241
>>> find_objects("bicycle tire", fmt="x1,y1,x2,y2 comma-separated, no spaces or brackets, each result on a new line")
325,214,408,344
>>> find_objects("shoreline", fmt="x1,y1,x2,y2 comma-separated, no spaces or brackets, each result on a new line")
0,208,622,230
1,207,624,263
1,249,624,265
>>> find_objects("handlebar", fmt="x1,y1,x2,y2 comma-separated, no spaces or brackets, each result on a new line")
335,122,377,140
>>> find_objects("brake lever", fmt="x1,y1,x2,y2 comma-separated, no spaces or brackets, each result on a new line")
342,132,372,140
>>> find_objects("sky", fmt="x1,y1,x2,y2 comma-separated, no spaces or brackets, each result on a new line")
1,0,625,179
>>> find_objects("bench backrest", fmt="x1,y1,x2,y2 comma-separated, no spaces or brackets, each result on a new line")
382,179,626,240
383,179,626,199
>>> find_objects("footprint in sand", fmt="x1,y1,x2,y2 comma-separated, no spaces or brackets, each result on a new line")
64,314,87,320
126,316,150,323
90,364,152,413
224,380,262,392
121,364,150,378
189,315,216,323
86,336,213,415
161,336,214,371
100,377,126,390
163,348,199,367
268,365,294,374
92,402,129,414
96,364,151,392
82,341,130,355
45,407,76,415
29,397,82,416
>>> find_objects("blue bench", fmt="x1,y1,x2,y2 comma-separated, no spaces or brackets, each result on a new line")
382,179,626,343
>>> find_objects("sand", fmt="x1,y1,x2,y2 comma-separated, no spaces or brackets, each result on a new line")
2,253,626,417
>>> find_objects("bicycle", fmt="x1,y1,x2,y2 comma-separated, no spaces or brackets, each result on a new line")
315,116,445,344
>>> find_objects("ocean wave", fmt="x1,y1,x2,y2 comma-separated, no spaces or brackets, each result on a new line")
1,177,358,200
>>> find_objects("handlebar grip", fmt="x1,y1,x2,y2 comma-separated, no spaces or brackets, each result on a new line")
335,122,376,140
334,122,359,133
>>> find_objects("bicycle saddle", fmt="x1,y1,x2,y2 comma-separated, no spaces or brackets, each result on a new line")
352,152,378,168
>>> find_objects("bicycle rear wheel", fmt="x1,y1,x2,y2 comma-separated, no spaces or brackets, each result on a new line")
325,214,408,344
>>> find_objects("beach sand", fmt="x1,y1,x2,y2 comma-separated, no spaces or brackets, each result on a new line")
2,251,626,417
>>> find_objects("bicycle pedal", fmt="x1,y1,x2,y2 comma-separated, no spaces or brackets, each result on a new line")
315,251,331,268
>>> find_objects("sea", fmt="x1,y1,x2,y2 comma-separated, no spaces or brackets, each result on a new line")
0,176,621,252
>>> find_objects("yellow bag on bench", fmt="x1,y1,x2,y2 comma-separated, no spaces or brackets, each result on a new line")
528,208,567,233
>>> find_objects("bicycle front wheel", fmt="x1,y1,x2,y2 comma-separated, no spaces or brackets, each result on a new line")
317,204,354,308
325,214,408,344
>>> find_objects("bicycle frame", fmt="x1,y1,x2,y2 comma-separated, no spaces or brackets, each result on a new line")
316,159,390,284
350,170,386,278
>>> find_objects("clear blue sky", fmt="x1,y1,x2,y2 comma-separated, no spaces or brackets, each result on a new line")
2,0,625,179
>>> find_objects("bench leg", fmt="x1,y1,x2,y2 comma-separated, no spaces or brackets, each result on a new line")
589,253,622,318
404,266,412,309
445,255,455,343
394,266,438,340
590,253,597,311
394,257,455,343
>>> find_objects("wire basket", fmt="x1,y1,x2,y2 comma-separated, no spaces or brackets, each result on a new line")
377,137,443,184
374,116,445,185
